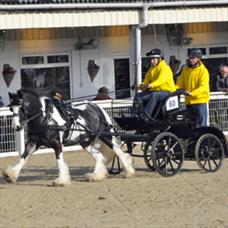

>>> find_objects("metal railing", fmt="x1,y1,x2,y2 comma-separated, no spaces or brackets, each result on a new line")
0,92,227,157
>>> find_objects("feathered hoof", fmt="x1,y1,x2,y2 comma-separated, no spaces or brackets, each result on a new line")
124,168,136,178
2,167,17,184
85,172,108,182
52,178,71,187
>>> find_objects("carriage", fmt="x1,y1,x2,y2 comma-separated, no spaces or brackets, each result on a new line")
108,89,228,177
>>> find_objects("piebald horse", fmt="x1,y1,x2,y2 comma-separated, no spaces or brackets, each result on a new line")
3,89,135,186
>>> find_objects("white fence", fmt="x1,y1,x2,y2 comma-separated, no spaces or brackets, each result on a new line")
0,93,227,157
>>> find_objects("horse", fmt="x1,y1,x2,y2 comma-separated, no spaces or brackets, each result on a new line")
2,89,135,186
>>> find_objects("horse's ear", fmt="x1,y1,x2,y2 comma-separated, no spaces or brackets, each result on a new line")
8,92,15,99
8,92,13,99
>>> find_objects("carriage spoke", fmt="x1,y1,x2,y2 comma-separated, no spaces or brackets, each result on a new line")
201,160,207,168
169,160,175,173
212,158,219,167
208,158,212,171
170,156,181,165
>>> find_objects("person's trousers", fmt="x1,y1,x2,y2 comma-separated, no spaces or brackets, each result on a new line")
186,103,209,127
133,91,170,117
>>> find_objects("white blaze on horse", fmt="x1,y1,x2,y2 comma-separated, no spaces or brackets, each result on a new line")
3,89,135,186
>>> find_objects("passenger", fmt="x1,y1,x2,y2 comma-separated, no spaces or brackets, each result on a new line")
93,87,112,100
133,48,176,121
215,64,228,93
176,48,210,127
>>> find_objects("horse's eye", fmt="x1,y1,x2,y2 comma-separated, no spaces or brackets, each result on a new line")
9,107,13,112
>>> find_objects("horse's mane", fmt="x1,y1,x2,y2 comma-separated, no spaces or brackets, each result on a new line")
18,88,40,99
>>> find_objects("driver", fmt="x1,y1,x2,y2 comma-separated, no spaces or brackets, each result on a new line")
134,48,176,121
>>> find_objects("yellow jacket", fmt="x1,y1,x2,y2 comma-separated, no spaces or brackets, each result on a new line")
176,61,210,105
143,60,176,92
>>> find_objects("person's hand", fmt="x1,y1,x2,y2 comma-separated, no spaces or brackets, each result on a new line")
139,84,150,91
131,84,139,91
185,91,192,96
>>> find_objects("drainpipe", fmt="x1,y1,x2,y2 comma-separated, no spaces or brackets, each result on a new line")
134,6,149,87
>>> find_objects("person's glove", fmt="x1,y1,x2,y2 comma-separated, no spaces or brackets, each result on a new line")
139,84,150,91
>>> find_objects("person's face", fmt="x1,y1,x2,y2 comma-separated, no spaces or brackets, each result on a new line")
188,57,200,66
221,66,228,78
150,57,159,66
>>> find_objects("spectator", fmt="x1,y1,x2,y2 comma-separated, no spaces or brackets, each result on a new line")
94,87,112,100
0,96,4,107
176,48,210,127
215,64,228,93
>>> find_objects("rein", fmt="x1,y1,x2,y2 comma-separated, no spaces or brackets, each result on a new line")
24,111,43,124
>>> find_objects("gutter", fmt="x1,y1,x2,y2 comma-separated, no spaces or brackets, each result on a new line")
0,1,227,11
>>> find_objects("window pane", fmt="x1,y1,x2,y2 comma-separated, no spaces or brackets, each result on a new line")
47,55,69,63
187,48,206,56
22,56,44,65
21,66,70,99
209,47,227,55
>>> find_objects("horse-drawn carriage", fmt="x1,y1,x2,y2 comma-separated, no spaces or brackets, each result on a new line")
109,89,227,176
3,88,227,186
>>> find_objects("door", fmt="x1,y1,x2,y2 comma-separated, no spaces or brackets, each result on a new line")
114,58,130,99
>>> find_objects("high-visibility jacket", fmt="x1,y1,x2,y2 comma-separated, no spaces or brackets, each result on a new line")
176,61,210,105
143,60,176,92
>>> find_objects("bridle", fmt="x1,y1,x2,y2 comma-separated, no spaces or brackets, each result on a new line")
11,103,43,129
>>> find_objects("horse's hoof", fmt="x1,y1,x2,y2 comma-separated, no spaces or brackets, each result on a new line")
52,178,71,187
124,168,136,178
2,167,17,184
85,172,108,182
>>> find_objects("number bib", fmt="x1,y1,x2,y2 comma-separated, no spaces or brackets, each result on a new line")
165,96,179,111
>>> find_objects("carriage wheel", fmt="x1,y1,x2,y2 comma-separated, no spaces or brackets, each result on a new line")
152,132,184,177
195,134,224,172
143,143,155,171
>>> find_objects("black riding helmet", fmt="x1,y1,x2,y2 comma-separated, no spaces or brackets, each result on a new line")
146,48,164,59
188,48,203,59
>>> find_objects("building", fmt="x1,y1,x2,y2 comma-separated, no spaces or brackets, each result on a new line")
0,0,228,104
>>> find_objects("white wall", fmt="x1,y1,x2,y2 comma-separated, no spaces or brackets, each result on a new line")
0,30,227,105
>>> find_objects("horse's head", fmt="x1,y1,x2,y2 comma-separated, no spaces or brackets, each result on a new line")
9,89,42,131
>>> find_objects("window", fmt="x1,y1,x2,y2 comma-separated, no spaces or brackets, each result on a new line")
187,48,206,56
22,56,44,65
21,54,71,99
47,55,69,63
209,47,227,55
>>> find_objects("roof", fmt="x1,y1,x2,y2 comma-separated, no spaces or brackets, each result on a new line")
0,0,204,4
0,0,227,30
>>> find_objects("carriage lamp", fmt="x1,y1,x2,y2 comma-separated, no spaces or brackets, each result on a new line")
2,64,16,87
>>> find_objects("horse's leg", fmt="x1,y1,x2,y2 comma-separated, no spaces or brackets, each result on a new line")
2,141,37,183
51,139,71,187
111,136,135,178
84,143,109,182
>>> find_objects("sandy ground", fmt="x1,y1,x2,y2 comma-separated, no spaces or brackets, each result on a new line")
0,149,228,228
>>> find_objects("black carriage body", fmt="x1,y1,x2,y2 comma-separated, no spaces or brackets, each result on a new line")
109,90,227,176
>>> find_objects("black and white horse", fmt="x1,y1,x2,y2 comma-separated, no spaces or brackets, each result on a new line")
3,89,135,186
